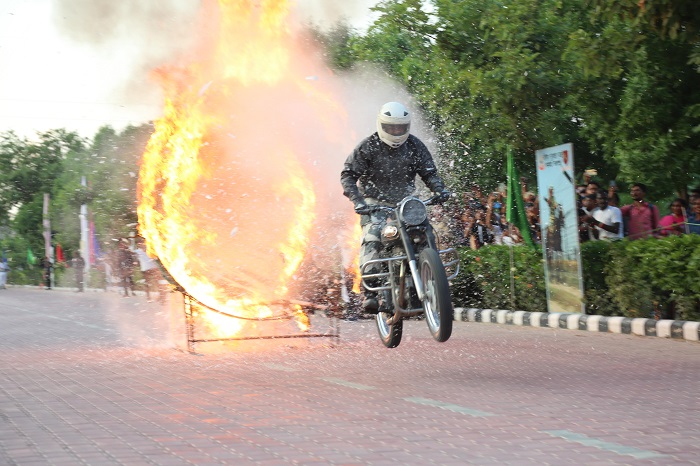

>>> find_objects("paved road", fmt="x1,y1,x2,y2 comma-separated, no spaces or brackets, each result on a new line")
0,288,698,465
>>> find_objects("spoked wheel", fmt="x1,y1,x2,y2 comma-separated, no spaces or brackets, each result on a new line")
375,290,403,348
419,248,453,342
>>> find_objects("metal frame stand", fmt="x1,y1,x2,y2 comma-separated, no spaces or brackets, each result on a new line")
181,293,341,353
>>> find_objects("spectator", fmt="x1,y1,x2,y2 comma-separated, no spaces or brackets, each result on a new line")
463,205,494,250
584,181,601,198
576,169,597,198
40,256,53,290
591,191,623,240
620,183,660,239
462,187,484,212
687,197,700,235
525,198,540,243
134,241,166,304
688,188,700,215
116,241,136,297
659,198,688,236
487,192,508,244
71,250,86,292
0,258,9,289
607,181,620,207
578,194,598,242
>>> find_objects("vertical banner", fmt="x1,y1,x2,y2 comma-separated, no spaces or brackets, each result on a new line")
535,143,584,313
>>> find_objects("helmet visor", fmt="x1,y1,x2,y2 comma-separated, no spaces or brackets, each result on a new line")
381,123,409,137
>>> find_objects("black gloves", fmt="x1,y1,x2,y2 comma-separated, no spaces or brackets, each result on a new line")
436,189,452,203
354,202,372,215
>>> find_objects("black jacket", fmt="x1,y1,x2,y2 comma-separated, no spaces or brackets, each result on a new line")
340,133,445,205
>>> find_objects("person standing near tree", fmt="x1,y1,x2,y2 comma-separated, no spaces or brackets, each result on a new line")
687,197,700,235
659,198,688,236
0,258,9,289
40,256,53,290
578,194,598,242
71,250,86,292
134,240,166,303
620,183,660,239
116,241,136,297
589,191,623,240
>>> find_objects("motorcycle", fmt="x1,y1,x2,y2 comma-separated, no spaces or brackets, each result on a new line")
359,195,460,348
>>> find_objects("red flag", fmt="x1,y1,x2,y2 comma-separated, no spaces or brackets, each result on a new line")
56,244,65,263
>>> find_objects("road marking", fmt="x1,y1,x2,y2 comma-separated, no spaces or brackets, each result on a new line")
263,363,295,372
320,378,376,391
542,430,668,459
404,397,494,417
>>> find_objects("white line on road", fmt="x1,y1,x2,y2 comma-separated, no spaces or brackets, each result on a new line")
542,430,668,459
262,363,296,372
404,397,495,417
320,377,376,391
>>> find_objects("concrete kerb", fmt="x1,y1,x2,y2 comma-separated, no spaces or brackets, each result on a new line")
454,308,700,342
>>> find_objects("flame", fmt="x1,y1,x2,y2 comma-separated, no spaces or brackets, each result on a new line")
293,305,310,332
137,0,357,339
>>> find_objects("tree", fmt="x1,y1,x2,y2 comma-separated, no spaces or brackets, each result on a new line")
0,129,86,250
567,0,700,198
347,0,606,192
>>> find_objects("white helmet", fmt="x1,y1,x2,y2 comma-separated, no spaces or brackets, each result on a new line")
376,101,411,148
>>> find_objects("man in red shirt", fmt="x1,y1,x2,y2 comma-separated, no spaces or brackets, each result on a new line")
620,183,660,239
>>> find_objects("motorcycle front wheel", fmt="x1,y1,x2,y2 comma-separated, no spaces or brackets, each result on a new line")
419,248,453,342
376,290,403,348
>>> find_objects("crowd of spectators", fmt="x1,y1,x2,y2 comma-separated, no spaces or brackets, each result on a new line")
431,176,700,250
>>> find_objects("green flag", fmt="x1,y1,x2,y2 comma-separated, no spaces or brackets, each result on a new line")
27,247,36,265
506,150,535,248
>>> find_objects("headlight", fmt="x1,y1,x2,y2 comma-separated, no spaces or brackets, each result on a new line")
399,198,427,226
382,224,399,240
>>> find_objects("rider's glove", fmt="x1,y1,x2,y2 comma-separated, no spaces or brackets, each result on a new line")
436,189,452,204
354,202,372,215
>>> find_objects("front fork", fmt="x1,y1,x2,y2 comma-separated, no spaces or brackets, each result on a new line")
398,222,438,303
385,223,437,324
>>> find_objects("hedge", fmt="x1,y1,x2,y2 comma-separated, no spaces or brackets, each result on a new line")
451,235,700,322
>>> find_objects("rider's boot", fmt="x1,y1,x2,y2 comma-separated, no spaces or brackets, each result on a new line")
362,291,379,314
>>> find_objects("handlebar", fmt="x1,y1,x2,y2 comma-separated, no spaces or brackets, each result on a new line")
360,195,443,215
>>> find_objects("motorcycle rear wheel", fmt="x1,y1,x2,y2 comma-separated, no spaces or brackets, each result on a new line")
419,248,453,342
376,290,403,348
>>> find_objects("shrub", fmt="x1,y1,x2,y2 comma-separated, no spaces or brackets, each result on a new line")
606,235,700,321
451,245,546,313
451,236,700,321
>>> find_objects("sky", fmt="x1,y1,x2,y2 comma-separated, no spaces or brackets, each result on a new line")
0,0,379,140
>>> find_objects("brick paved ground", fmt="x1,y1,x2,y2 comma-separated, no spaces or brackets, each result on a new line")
0,288,698,465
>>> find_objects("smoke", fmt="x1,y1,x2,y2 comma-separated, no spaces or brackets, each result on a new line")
52,1,201,105
294,0,380,31
56,1,440,334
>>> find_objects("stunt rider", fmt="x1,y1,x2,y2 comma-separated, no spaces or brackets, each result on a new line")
340,101,450,314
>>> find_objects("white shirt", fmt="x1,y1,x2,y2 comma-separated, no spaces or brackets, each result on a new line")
135,248,158,272
592,206,623,240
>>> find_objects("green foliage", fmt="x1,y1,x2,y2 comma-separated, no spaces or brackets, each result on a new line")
580,240,623,316
309,21,358,70
451,245,547,313
606,235,700,321
0,129,86,238
0,124,151,266
328,0,698,197
452,238,700,321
